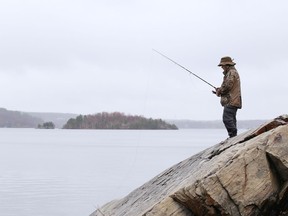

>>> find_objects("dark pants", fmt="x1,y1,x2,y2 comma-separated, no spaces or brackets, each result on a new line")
223,105,238,138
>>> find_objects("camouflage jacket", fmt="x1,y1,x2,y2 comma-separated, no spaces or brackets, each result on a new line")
218,66,242,108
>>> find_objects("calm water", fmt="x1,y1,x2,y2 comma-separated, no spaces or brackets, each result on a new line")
0,128,230,216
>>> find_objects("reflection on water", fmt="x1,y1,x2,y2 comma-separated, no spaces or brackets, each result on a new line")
0,128,230,216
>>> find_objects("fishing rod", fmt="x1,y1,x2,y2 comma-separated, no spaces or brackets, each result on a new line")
153,49,216,89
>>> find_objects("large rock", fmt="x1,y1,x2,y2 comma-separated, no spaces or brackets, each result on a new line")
90,115,288,216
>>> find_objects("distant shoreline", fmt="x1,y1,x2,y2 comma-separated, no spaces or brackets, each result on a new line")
167,119,268,129
1,107,268,129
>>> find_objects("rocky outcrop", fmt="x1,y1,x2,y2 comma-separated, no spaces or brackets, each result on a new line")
90,115,288,216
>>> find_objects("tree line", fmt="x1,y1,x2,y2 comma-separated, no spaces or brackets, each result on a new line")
0,108,43,128
63,112,178,130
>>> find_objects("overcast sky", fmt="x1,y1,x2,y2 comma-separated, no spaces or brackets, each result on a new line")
0,0,287,120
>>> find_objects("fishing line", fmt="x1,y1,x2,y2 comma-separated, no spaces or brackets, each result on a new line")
113,53,153,195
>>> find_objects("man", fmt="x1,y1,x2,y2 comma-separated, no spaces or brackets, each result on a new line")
213,56,242,138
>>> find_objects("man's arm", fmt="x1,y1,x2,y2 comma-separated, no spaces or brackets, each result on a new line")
218,71,235,95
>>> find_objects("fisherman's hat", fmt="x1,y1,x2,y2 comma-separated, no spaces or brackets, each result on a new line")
218,56,236,66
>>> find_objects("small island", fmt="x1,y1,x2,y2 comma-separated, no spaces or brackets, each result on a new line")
37,122,55,129
63,112,178,130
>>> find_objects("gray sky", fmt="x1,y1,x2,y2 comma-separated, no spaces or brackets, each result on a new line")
0,0,287,120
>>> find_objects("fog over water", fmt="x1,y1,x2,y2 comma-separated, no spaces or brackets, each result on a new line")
0,1,287,120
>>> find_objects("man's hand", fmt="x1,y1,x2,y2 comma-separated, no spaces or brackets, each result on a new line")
212,88,221,96
216,88,221,96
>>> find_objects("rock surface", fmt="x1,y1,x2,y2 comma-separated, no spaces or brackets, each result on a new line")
90,115,288,216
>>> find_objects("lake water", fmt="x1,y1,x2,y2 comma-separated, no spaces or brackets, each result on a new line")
0,128,232,216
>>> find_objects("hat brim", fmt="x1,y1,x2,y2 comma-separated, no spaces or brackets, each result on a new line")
218,62,236,66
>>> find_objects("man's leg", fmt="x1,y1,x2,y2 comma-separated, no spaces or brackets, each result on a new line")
222,105,238,137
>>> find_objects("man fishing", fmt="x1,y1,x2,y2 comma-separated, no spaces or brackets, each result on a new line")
153,50,242,137
213,56,242,138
